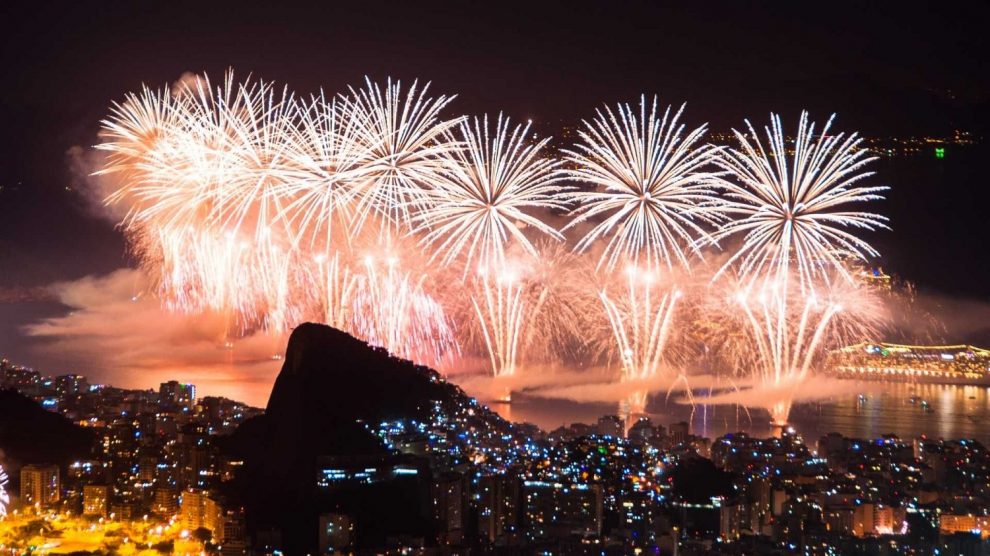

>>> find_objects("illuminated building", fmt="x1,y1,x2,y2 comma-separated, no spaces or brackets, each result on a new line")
159,380,196,409
829,342,990,384
318,513,354,553
83,484,109,516
180,489,223,540
20,464,59,507
432,472,467,545
315,455,422,487
940,514,990,539
522,481,603,539
54,373,88,396
153,487,179,517
477,474,521,542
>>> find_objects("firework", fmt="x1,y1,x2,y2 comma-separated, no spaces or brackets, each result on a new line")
99,72,305,331
341,77,462,235
414,114,568,269
276,91,372,249
0,464,8,518
411,114,566,384
472,266,527,380
710,112,889,423
713,111,888,289
309,251,358,330
564,95,725,271
563,97,723,414
95,70,899,426
350,253,457,367
711,267,884,424
599,265,682,382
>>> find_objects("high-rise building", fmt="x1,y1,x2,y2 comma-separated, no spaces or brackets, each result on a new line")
180,490,223,539
432,472,467,545
478,474,521,543
318,513,354,553
153,487,179,517
159,381,196,409
522,481,603,539
83,484,109,516
220,508,248,555
20,464,60,508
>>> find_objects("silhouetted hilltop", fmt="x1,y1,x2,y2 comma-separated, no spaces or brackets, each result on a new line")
0,389,96,481
225,323,486,553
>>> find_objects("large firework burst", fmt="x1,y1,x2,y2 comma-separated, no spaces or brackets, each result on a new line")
413,114,568,270
713,111,888,289
342,77,462,234
564,95,725,271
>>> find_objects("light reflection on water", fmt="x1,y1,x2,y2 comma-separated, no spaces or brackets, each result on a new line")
493,382,990,443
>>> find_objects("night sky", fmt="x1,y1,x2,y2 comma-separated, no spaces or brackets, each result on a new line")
1,1,989,379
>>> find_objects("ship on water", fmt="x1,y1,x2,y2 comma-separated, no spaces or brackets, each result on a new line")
827,342,990,385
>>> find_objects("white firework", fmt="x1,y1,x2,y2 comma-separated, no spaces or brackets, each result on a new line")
276,92,375,249
342,77,462,234
713,111,888,289
413,113,568,270
564,95,726,271
0,464,8,518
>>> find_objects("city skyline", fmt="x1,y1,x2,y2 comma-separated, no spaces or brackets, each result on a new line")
1,3,989,553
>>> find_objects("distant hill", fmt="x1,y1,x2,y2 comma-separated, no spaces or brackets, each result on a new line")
223,323,489,553
0,389,96,486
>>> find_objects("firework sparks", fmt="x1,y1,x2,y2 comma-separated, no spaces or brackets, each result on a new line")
599,265,682,382
411,114,566,385
710,112,889,424
95,71,896,425
351,253,457,367
711,268,885,424
472,266,527,380
563,97,723,414
0,464,8,518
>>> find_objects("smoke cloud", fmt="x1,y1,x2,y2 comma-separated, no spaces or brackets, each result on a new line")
23,268,284,407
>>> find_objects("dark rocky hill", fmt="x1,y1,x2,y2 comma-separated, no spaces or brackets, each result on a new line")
0,389,96,487
223,323,482,553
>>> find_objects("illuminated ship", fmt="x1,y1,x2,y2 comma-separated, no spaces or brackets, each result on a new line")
827,342,990,385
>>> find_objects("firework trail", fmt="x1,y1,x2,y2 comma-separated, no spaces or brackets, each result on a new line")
709,268,885,424
472,265,526,381
351,253,457,367
309,251,358,330
600,265,682,381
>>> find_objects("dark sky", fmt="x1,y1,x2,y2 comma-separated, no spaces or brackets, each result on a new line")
1,1,989,361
